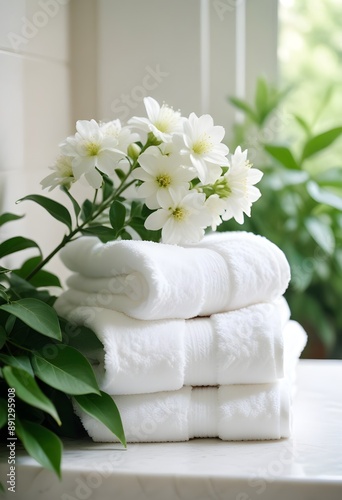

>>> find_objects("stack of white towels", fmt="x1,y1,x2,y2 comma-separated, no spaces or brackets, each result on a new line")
54,231,307,443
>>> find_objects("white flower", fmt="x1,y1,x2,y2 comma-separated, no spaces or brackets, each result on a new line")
204,194,226,231
40,156,75,191
178,112,229,184
145,188,211,245
60,119,126,188
100,119,139,155
133,146,195,209
221,147,263,224
128,97,183,142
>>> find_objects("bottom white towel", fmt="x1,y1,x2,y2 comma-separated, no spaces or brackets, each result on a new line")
75,320,307,443
75,381,291,442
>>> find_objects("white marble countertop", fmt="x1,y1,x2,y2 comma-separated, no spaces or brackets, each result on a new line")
1,359,342,500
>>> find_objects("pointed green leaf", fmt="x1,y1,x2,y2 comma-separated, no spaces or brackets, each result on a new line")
304,217,335,255
307,181,342,210
0,212,24,227
74,391,126,447
0,354,34,376
2,366,61,424
301,127,342,161
80,198,93,221
0,399,7,429
293,114,311,136
0,236,41,259
81,225,116,243
264,144,299,170
228,96,258,123
17,194,72,231
0,266,11,274
16,418,62,477
32,345,100,395
61,185,81,218
0,299,62,340
109,200,126,235
13,257,61,288
115,168,126,181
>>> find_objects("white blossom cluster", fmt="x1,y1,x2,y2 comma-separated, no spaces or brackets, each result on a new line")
41,97,263,245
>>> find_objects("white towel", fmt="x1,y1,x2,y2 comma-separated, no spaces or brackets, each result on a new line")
60,299,290,394
55,231,291,320
74,321,307,443
75,381,291,443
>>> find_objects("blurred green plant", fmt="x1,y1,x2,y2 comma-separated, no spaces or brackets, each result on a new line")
221,77,342,359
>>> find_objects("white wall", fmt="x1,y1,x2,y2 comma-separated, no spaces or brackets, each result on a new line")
0,0,72,275
0,0,278,276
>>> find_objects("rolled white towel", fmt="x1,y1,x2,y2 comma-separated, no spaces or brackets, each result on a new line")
59,299,291,395
55,231,291,320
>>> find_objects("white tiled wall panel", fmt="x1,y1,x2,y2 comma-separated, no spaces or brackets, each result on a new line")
0,0,69,61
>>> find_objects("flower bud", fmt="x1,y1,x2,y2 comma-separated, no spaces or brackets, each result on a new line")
127,143,141,161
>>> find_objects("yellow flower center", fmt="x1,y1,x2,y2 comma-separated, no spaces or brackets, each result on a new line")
192,134,212,155
86,142,100,156
171,206,187,221
156,174,172,188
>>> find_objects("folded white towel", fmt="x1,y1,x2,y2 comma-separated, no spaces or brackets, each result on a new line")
60,299,290,394
74,321,307,443
75,381,291,443
56,231,291,320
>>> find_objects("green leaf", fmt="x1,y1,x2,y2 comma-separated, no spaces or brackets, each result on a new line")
0,298,62,341
115,168,126,181
101,174,114,201
264,144,299,170
0,286,9,302
2,366,61,424
0,399,7,429
109,200,126,236
304,217,335,255
130,219,162,242
120,230,133,240
0,212,24,227
60,320,103,354
74,391,126,447
80,198,93,221
130,200,143,218
32,345,100,395
307,181,342,210
16,418,62,478
301,127,342,162
0,325,6,349
6,273,52,302
255,77,269,124
228,96,258,123
0,236,41,259
61,185,81,218
81,225,116,243
17,194,72,231
0,354,34,376
13,257,61,288
293,114,312,136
